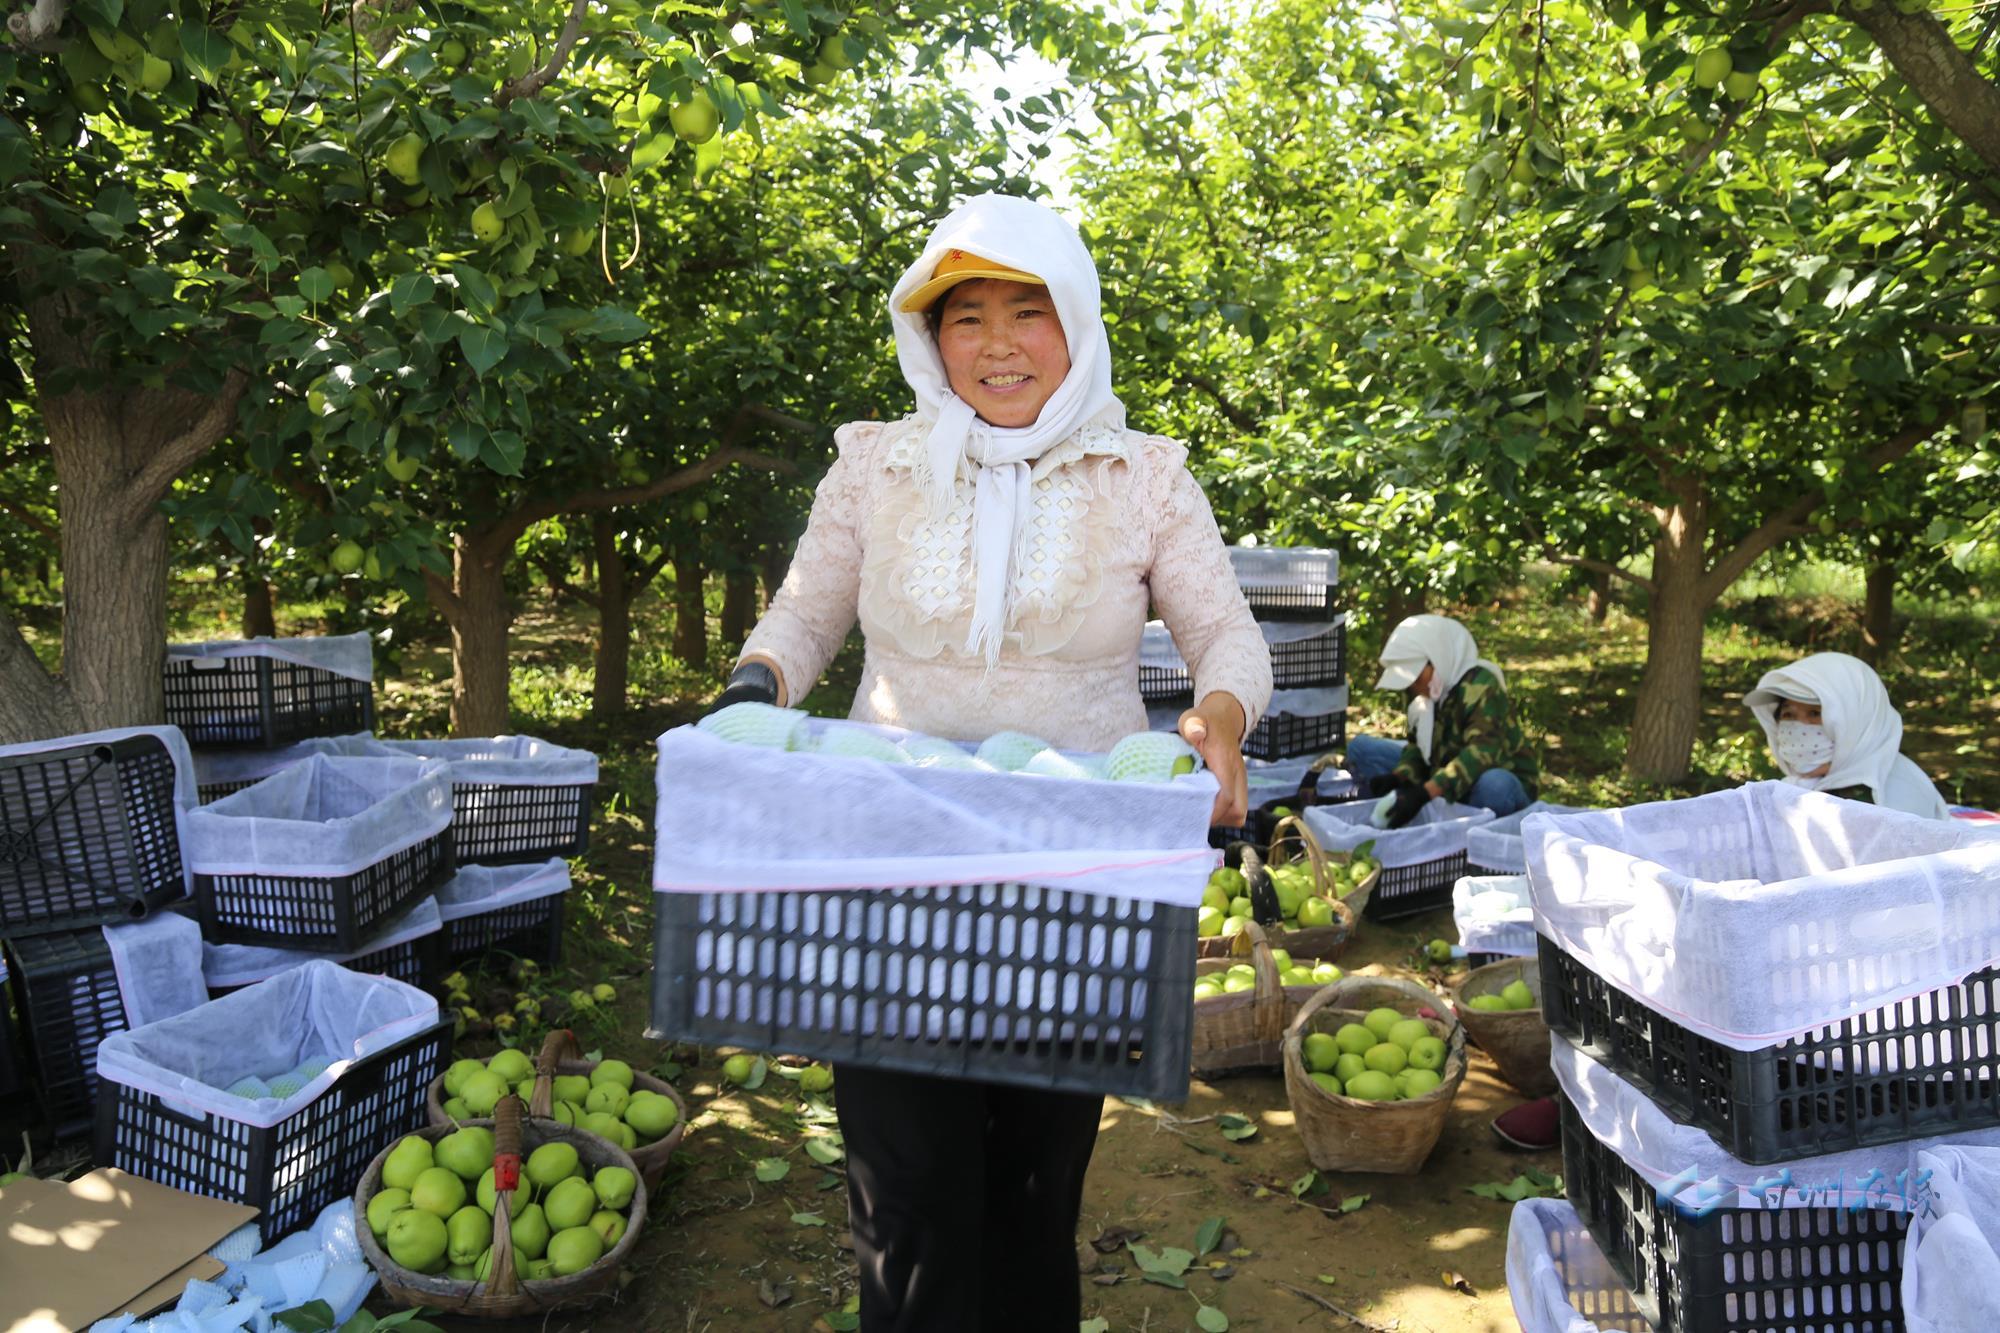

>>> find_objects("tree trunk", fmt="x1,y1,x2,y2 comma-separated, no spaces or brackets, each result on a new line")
242,573,277,639
1861,562,1898,666
720,570,756,648
1585,569,1612,624
673,556,707,665
1381,586,1428,633
591,517,630,720
434,534,513,737
1625,485,1709,784
760,546,791,610
1848,6,2000,186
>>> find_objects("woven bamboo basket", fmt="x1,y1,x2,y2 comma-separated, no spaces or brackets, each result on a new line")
1191,921,1329,1078
1276,813,1381,925
1450,955,1555,1097
355,1095,648,1316
427,1029,688,1191
1195,817,1368,962
1282,976,1467,1175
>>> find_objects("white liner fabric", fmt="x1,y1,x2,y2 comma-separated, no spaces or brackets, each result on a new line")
1507,1198,1651,1333
192,736,365,795
181,755,452,879
1523,782,2000,1051
653,719,1218,904
166,631,374,683
103,911,210,1028
433,859,571,922
1452,874,1537,956
94,960,438,1129
301,733,598,786
1903,1145,2000,1333
1555,1039,2000,1211
201,896,443,990
1228,545,1338,589
1301,797,1496,868
1466,801,1594,874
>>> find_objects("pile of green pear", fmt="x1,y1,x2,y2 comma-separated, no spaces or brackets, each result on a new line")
1193,947,1342,999
1298,1006,1450,1102
368,1129,639,1282
1464,978,1537,1012
440,1051,679,1150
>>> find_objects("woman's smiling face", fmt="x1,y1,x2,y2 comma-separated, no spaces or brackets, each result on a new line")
934,278,1071,428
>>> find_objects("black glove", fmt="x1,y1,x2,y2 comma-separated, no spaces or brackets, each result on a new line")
1366,772,1403,799
1384,780,1429,830
703,661,778,718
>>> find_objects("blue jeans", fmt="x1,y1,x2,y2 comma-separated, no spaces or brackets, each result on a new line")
1342,733,1531,818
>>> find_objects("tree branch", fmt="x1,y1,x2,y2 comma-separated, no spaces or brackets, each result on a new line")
122,368,251,522
1550,552,1656,596
1698,410,1949,604
348,0,415,60
1173,371,1259,431
5,0,67,53
497,0,588,106
476,444,795,557
422,568,463,623
0,493,56,540
1846,4,2000,184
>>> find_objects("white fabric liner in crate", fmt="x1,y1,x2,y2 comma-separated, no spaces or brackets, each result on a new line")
653,719,1218,905
192,735,367,794
1227,545,1338,588
1301,797,1496,868
166,631,374,682
1466,800,1593,874
1903,1144,2000,1333
434,859,571,923
1453,874,1536,957
202,896,443,990
1147,684,1349,733
0,724,203,890
1522,781,2000,1052
103,910,210,1028
181,754,452,879
1506,1198,1651,1333
1555,1037,2000,1212
94,960,439,1129
298,733,599,787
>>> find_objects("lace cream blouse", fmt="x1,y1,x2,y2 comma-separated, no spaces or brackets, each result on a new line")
740,414,1273,752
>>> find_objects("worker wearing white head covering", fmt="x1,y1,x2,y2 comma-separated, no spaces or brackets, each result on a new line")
1346,614,1539,827
1744,652,1950,819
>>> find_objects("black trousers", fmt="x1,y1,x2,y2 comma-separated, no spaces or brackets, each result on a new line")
834,1064,1103,1332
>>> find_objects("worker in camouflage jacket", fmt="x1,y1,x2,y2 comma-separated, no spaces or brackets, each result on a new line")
1341,614,1540,829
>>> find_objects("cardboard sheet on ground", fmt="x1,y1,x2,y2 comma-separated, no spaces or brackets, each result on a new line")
0,1170,256,1332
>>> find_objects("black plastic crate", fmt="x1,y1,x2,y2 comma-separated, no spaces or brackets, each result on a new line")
1141,622,1347,707
1466,862,1509,880
1243,710,1347,764
1239,577,1339,622
196,828,454,954
0,733,187,936
96,1017,451,1242
449,781,594,866
1362,851,1472,922
650,883,1197,1102
197,778,259,805
1539,934,2000,1165
1559,1092,1908,1333
0,964,20,1102
5,928,128,1137
164,655,374,750
438,892,566,972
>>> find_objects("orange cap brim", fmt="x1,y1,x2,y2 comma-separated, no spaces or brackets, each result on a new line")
897,253,1046,313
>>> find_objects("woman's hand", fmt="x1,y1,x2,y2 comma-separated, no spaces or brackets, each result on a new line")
1180,693,1249,829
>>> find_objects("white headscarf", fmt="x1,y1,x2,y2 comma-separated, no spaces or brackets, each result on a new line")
1744,652,1950,819
886,194,1125,664
1374,615,1506,762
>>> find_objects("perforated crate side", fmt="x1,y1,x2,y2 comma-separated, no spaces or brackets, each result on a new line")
441,894,566,971
1267,619,1347,690
1538,934,2000,1164
6,929,129,1137
1242,710,1347,764
1360,851,1470,922
164,656,374,750
196,829,454,954
1558,1093,1908,1333
1241,582,1339,622
196,778,259,805
95,1018,451,1242
0,974,20,1101
447,782,594,866
650,884,1196,1102
0,735,187,936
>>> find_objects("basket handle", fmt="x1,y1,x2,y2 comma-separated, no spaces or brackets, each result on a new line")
1231,921,1290,1046
530,1028,584,1118
482,1094,525,1297
1268,814,1331,898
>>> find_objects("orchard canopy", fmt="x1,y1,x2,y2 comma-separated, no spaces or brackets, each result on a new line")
3,0,1996,784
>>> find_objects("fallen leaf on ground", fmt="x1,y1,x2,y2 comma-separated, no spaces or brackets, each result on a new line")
1442,1270,1477,1295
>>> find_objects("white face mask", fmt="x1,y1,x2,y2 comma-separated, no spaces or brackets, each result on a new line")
1774,719,1835,776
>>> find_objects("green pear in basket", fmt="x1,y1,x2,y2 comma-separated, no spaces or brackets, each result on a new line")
697,701,812,749
811,725,912,764
1104,732,1200,783
1021,749,1103,781
974,731,1054,771
903,737,988,771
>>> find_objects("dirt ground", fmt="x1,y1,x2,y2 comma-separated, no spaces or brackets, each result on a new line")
435,901,1553,1333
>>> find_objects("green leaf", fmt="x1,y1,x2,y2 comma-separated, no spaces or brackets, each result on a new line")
790,1211,826,1226
1080,1321,1110,1333
1194,1214,1225,1256
1195,1305,1230,1332
180,25,232,83
823,1315,859,1332
390,274,435,317
1291,1170,1328,1199
1217,1113,1257,1142
1339,1193,1370,1214
451,264,499,316
580,305,651,343
754,1157,791,1183
458,325,508,378
741,1056,769,1091
779,0,812,36
447,419,484,461
298,268,336,304
274,1303,337,1333
804,1137,845,1165
480,429,525,476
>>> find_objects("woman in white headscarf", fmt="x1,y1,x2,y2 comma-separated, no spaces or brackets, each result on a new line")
1342,613,1540,828
714,194,1272,1330
1744,651,1949,818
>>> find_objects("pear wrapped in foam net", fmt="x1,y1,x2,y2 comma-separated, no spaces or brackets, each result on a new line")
974,731,1053,772
696,702,812,750
1104,731,1202,783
